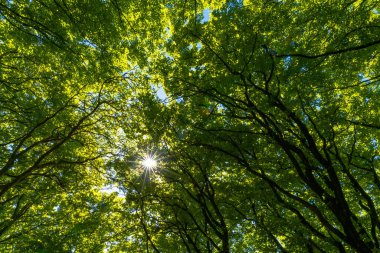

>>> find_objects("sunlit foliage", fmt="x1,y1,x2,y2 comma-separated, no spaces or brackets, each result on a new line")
0,0,379,252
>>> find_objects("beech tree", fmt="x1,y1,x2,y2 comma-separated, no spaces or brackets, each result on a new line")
0,0,379,252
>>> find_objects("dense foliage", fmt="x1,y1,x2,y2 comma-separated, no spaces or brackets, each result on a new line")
0,0,379,252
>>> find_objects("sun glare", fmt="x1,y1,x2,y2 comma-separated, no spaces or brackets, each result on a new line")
141,155,157,170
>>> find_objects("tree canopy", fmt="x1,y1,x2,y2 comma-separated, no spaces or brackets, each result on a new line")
0,0,379,252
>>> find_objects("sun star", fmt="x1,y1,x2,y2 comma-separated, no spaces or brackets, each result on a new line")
141,155,157,170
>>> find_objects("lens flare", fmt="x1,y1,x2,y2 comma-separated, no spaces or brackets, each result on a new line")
140,154,157,170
